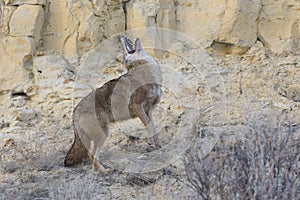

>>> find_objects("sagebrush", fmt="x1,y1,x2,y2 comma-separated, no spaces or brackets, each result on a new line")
185,112,300,199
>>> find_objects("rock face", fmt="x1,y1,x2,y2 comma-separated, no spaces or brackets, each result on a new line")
0,36,35,91
9,4,44,45
176,0,262,48
258,0,300,53
0,0,299,136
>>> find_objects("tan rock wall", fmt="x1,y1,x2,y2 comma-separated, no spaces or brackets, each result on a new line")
0,0,299,132
0,36,35,91
1,0,299,68
0,5,17,35
258,0,300,53
9,4,44,45
43,0,125,64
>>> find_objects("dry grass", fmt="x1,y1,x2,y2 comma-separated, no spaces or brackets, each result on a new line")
47,172,112,200
1,109,299,199
184,111,300,199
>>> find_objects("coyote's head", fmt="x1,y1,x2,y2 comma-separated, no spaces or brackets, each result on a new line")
119,35,155,70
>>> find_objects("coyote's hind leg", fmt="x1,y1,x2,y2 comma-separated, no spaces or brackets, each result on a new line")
88,110,111,173
146,107,161,148
133,104,160,149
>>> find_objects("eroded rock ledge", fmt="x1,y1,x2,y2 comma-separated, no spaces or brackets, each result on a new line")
0,0,299,133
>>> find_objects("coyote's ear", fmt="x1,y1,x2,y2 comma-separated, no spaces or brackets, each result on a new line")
135,38,143,51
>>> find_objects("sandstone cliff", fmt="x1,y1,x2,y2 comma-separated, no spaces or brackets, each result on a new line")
0,0,299,133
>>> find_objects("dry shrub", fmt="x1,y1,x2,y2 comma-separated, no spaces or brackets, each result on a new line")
184,112,300,199
47,172,112,200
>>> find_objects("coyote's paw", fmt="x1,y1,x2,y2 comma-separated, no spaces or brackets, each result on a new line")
89,155,112,174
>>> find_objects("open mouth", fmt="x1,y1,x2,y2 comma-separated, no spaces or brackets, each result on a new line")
120,35,136,54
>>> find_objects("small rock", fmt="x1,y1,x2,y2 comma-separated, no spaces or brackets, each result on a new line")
287,85,300,102
273,103,290,110
25,85,39,97
211,42,250,55
11,95,29,107
0,120,10,129
4,138,15,147
15,108,36,122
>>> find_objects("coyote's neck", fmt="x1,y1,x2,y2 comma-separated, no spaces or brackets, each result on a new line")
126,60,148,71
127,60,162,86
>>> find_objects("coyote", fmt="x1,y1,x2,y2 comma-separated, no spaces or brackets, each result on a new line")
64,35,162,173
